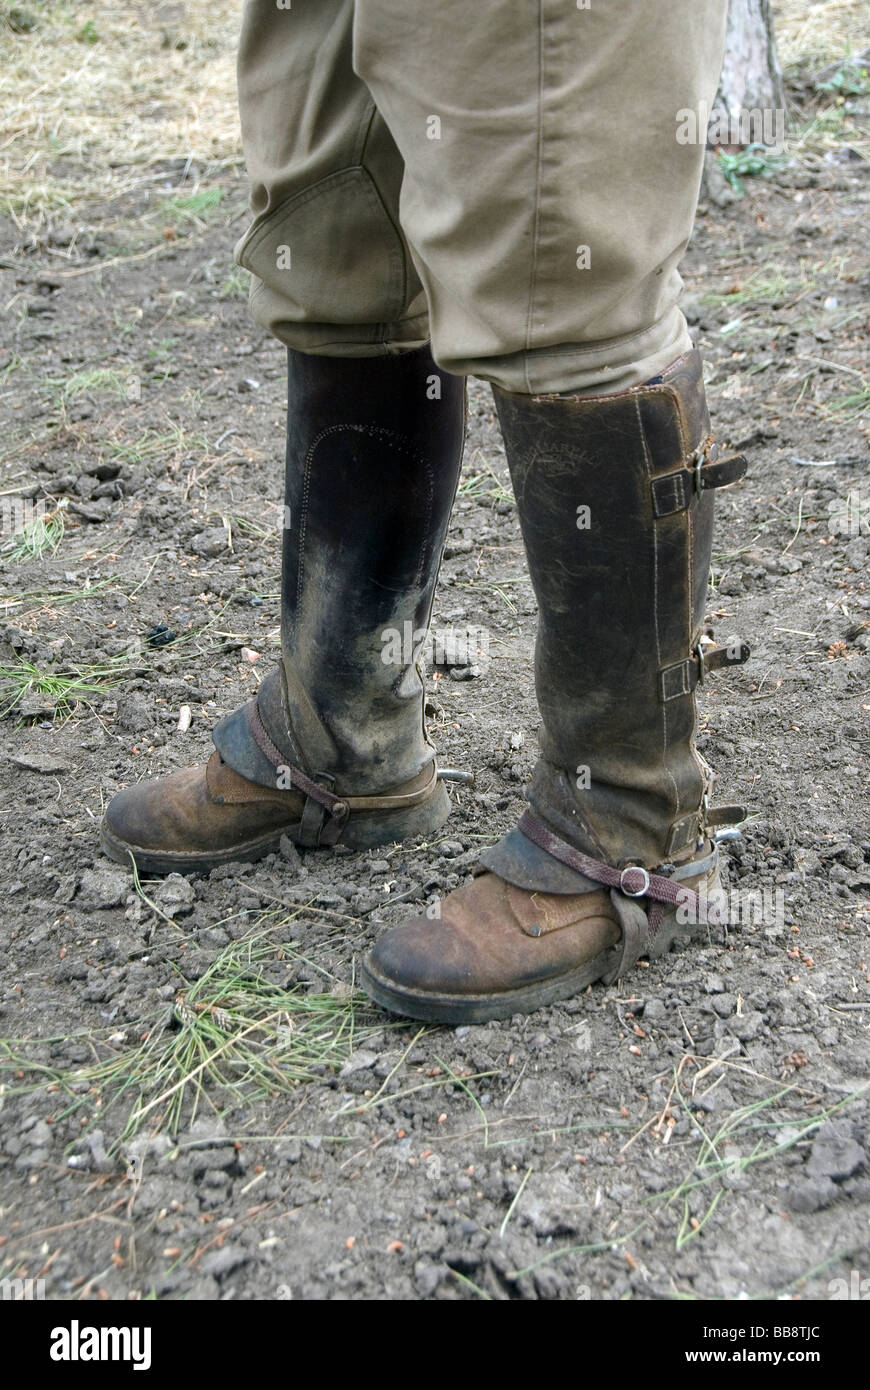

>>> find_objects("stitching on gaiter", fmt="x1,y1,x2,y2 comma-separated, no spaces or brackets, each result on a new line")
671,392,709,812
635,394,681,822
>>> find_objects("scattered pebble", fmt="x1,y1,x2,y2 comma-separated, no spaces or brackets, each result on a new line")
190,527,228,558
152,873,196,917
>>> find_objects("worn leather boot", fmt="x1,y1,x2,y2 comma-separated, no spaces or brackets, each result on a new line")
101,345,466,875
362,349,749,1023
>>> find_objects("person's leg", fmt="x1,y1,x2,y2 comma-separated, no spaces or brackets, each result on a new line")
351,0,728,392
101,0,466,875
234,0,428,356
357,1,753,1020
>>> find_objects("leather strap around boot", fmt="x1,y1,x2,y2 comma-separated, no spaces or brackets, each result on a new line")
660,635,750,701
650,437,747,518
517,810,722,972
245,697,438,847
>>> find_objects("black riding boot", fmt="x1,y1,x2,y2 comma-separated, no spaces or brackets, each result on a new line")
102,346,465,874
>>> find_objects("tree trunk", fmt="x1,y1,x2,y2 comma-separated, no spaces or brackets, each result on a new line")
716,0,785,123
701,0,785,202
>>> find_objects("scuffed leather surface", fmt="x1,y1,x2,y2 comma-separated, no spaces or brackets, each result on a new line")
479,824,600,895
368,871,621,996
103,752,304,855
369,841,719,1004
218,345,465,794
493,348,724,868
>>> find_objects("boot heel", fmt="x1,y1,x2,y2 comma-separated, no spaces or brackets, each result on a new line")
339,780,451,850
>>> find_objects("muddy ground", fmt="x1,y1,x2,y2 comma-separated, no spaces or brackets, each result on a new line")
1,93,869,1299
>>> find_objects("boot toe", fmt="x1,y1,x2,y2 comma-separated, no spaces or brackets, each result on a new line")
362,870,624,1022
102,765,206,857
366,916,477,997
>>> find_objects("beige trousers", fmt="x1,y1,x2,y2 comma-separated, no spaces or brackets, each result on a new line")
235,0,727,393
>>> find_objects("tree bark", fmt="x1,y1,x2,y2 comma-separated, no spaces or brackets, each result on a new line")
700,0,786,201
716,0,785,121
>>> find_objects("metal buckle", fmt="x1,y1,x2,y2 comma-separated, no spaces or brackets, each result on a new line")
619,865,651,898
691,445,705,495
696,633,717,687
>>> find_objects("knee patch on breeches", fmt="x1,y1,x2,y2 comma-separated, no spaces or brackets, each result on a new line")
235,167,412,329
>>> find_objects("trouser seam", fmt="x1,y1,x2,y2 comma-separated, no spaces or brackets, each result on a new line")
524,0,546,393
519,319,680,361
353,100,378,168
358,104,412,332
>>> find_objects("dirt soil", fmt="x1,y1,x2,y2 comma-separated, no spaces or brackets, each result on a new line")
1,68,870,1301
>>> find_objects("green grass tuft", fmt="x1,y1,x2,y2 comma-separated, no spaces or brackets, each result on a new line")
1,501,66,561
163,188,223,225
0,921,390,1144
0,651,134,719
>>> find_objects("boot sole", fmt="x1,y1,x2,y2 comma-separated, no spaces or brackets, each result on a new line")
360,952,617,1025
361,880,718,1026
101,780,451,877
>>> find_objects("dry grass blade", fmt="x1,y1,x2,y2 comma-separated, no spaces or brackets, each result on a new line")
775,0,869,66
